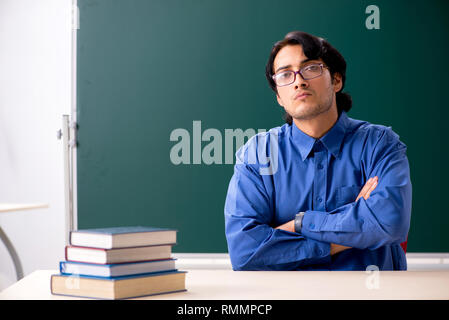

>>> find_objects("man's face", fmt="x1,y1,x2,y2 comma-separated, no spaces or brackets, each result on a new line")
273,44,342,121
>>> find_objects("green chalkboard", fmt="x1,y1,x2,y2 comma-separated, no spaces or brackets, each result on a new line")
76,0,449,252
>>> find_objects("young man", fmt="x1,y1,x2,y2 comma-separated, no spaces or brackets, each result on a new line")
224,31,412,271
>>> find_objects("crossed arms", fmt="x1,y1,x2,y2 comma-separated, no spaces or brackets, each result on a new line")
275,176,379,256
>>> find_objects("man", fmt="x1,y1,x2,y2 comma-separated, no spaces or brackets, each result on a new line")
224,31,412,271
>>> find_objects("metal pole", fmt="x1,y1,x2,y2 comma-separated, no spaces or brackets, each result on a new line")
58,115,72,245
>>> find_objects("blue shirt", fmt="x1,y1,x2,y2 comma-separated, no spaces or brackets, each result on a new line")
224,111,412,271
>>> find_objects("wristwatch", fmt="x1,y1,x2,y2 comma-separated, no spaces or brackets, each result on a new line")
294,211,305,233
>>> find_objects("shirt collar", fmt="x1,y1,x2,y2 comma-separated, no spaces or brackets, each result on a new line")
291,111,349,161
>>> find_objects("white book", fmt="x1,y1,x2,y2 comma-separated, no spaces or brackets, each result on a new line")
65,244,172,264
69,226,177,249
60,259,177,277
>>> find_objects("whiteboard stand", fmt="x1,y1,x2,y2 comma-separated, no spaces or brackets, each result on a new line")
57,115,77,245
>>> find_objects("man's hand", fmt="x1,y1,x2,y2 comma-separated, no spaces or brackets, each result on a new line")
275,176,379,255
330,243,351,255
355,176,378,201
275,220,295,232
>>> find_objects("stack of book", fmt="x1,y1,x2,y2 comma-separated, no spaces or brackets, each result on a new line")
50,226,186,299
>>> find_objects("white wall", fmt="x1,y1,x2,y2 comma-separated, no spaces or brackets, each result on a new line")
0,0,72,290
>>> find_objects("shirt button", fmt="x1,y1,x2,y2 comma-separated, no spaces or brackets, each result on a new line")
317,164,323,169
317,197,322,203
309,223,315,229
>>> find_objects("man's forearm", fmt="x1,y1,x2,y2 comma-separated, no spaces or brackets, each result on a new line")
227,223,332,270
274,178,379,254
275,220,350,256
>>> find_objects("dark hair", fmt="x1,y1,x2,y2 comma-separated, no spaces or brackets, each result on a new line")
265,31,352,125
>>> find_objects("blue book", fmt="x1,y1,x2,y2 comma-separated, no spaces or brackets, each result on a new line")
69,226,177,249
60,259,177,278
51,270,187,299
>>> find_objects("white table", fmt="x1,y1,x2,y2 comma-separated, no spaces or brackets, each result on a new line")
0,203,48,280
0,203,48,213
1,269,449,300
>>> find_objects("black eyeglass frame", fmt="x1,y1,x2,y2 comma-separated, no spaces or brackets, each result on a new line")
272,63,329,87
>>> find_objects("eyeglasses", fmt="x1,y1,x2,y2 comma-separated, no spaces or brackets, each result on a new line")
272,63,328,87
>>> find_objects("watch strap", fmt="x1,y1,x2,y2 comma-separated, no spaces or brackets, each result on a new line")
294,211,305,233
